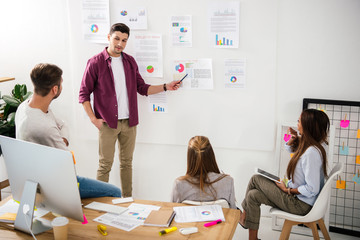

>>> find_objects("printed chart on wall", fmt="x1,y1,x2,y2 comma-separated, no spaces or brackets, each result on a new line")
171,15,192,47
110,5,147,30
208,1,240,48
148,92,167,113
133,33,163,78
173,59,213,89
82,0,110,43
303,98,360,237
224,59,246,88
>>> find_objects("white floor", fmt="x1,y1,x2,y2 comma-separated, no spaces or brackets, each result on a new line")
232,216,359,240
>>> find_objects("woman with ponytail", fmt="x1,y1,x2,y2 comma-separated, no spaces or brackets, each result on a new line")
239,109,330,240
171,136,237,209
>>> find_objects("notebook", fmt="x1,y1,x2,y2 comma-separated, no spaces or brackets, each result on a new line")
255,168,281,183
143,209,176,227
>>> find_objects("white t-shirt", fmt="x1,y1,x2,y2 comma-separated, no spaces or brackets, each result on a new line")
111,55,129,119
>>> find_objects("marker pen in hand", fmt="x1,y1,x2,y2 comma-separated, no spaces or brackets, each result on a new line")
204,219,222,227
159,226,177,236
178,73,188,84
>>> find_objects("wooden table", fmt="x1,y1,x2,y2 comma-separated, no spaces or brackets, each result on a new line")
0,196,240,240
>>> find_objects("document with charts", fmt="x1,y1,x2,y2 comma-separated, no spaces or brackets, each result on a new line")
81,0,110,43
173,205,225,223
93,203,160,231
173,59,213,89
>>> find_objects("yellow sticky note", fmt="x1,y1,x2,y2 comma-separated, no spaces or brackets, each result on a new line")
356,155,360,164
357,129,360,138
336,180,346,190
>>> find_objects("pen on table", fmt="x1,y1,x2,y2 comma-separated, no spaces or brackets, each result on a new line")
177,73,188,84
159,226,177,236
204,219,222,227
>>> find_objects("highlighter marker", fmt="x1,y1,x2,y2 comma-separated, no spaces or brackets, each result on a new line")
159,226,177,236
204,219,222,227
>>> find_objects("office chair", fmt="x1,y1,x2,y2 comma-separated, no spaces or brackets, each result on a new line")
270,163,343,240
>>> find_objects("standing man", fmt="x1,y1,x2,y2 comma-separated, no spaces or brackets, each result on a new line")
79,23,180,197
16,63,121,199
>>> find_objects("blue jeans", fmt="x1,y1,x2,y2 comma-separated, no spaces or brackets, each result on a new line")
77,176,121,198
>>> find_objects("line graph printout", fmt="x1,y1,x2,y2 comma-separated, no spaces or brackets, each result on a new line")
208,1,240,48
110,5,147,30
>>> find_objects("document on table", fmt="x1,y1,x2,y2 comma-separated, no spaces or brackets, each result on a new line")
94,213,142,231
0,198,49,223
173,205,225,223
93,203,161,231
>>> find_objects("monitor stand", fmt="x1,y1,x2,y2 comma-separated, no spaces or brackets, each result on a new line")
14,180,52,235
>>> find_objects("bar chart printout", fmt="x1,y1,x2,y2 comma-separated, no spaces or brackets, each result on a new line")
153,104,164,112
148,92,167,113
216,34,233,46
208,1,240,48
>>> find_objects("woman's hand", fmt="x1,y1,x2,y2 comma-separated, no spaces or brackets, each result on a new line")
275,181,288,193
287,127,299,151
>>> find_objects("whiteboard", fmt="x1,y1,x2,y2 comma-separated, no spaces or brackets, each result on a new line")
70,0,278,150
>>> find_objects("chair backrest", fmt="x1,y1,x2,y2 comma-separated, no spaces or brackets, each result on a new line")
182,199,230,208
303,163,343,221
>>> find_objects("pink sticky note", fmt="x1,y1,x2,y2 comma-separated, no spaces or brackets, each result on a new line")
340,120,350,128
82,214,88,224
283,134,291,142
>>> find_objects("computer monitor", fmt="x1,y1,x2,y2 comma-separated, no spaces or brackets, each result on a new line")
0,135,84,235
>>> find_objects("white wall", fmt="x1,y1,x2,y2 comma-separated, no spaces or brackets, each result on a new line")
0,0,74,196
1,0,360,217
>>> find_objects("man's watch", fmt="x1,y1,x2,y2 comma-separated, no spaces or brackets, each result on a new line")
163,83,167,91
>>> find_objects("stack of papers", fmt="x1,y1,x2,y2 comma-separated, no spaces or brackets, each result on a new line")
0,212,16,223
93,203,160,231
0,199,19,223
0,199,49,224
173,205,225,223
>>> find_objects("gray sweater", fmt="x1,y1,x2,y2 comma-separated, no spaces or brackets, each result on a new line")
171,172,237,209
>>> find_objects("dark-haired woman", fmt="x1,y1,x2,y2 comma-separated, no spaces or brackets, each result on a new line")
239,109,330,240
171,136,237,209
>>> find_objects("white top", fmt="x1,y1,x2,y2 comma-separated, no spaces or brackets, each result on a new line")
171,172,237,209
285,143,326,206
111,55,129,119
15,99,69,150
